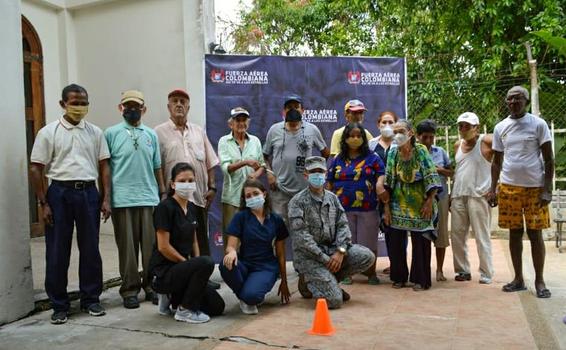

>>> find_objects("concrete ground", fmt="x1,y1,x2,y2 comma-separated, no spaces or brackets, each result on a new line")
1,233,566,350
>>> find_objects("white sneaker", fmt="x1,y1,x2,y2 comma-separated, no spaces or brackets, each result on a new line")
479,276,492,284
239,300,258,315
174,307,210,323
158,293,172,316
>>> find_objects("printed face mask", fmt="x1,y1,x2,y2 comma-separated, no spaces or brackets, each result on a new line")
174,182,196,199
245,195,265,209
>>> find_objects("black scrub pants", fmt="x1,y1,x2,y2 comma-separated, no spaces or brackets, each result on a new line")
160,256,224,315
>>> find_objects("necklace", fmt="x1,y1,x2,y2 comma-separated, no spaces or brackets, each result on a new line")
126,128,139,150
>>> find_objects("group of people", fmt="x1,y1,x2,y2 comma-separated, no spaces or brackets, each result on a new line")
30,84,554,326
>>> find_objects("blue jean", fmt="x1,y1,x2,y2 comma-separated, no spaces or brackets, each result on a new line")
219,261,278,305
45,182,102,311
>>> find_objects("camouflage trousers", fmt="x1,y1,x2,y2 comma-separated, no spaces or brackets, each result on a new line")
302,244,375,309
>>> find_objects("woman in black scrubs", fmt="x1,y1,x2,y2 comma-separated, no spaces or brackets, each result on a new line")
149,162,225,323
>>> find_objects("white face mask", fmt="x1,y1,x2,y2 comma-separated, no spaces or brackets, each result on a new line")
380,126,394,138
174,182,196,199
393,133,411,146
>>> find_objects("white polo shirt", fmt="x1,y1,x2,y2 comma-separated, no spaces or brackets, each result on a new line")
30,117,110,181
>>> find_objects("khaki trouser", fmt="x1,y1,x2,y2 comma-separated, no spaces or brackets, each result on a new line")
222,203,240,249
450,196,494,279
112,206,155,298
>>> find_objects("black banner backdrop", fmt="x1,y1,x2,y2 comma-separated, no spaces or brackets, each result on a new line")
204,55,406,262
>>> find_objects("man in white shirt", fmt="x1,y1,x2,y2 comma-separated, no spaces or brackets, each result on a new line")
30,84,112,324
488,86,554,298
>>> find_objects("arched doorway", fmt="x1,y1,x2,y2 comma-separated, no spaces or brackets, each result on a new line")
22,15,46,237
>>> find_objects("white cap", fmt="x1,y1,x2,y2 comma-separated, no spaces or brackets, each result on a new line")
456,112,479,126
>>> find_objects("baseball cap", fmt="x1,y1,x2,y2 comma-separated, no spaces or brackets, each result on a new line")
230,107,250,119
283,94,303,107
121,90,144,105
456,112,480,126
305,156,327,171
344,99,366,112
506,86,530,100
168,88,189,100
285,109,302,122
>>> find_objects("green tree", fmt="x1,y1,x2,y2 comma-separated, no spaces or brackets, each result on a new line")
230,0,566,130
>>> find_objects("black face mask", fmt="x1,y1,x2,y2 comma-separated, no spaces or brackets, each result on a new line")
123,108,142,124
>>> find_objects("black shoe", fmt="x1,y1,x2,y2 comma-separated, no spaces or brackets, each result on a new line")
123,296,139,309
82,303,106,316
341,289,351,302
298,274,313,299
50,311,68,325
207,280,221,290
145,291,158,305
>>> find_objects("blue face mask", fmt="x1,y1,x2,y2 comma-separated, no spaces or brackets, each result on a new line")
308,173,326,188
246,195,265,209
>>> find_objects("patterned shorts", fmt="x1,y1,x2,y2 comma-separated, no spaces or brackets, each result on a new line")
498,184,550,230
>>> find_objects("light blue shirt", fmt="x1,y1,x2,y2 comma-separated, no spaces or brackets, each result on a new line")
431,145,451,199
218,132,265,207
104,121,161,208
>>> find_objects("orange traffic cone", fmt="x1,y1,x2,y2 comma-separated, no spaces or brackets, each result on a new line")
308,298,335,336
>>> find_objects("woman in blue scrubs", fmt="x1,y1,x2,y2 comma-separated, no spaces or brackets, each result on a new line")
220,179,290,314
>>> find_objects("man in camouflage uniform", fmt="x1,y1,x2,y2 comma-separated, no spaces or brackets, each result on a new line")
288,156,375,309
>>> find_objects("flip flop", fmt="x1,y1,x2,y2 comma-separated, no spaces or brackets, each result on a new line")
502,282,527,292
536,288,551,298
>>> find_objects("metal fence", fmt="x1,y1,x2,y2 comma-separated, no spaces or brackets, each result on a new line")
407,73,566,189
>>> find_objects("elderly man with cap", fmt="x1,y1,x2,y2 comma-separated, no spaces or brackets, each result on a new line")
329,99,373,157
450,112,494,284
488,86,554,298
288,156,375,309
263,95,329,224
218,106,265,245
104,90,165,308
154,89,221,289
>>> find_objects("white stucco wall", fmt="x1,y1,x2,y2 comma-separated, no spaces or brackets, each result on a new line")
71,0,188,130
22,0,64,123
0,0,35,325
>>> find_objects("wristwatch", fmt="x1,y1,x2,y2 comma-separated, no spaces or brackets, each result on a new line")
337,246,347,255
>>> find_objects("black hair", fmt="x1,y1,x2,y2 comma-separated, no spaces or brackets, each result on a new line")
61,84,88,102
338,122,370,160
168,162,196,197
416,119,437,135
239,179,272,216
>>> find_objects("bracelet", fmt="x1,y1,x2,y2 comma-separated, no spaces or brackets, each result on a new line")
266,168,275,175
208,187,217,192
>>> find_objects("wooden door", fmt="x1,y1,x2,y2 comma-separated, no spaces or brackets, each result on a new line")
22,16,46,237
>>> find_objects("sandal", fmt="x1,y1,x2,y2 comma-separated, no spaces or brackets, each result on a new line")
368,275,380,285
502,282,527,292
536,288,551,298
436,271,447,282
